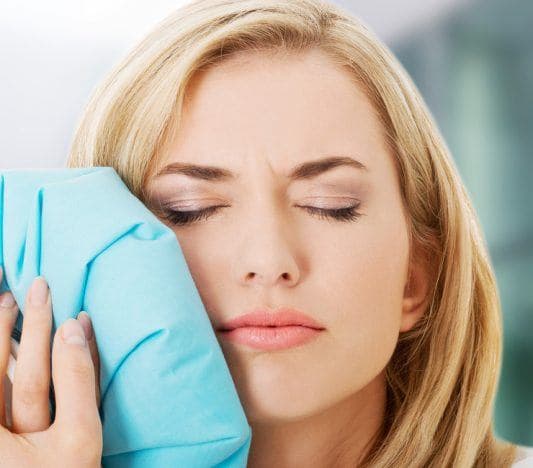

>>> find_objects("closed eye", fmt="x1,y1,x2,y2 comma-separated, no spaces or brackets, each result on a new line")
158,203,363,226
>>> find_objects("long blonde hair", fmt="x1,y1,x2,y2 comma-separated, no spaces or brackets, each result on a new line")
66,0,517,465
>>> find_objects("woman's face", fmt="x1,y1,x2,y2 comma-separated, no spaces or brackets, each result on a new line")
145,48,426,425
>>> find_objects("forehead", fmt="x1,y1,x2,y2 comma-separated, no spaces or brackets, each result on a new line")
157,47,389,179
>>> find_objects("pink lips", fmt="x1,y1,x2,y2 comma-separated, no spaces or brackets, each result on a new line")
217,307,325,351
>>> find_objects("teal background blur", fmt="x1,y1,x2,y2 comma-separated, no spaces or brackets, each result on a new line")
391,0,533,446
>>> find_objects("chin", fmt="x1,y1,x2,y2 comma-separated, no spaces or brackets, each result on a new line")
229,357,326,424
242,391,321,425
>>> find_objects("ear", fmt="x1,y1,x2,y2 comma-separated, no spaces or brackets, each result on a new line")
400,246,433,333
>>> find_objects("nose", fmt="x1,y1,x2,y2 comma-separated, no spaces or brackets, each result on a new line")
243,270,297,287
233,203,301,289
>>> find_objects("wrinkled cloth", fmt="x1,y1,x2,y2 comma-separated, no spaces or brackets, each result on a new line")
0,167,251,467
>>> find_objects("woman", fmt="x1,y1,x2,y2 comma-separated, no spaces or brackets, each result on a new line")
1,0,531,466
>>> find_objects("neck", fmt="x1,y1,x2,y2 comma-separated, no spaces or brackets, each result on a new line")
246,370,387,468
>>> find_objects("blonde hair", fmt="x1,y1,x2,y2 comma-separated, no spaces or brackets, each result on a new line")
66,0,518,465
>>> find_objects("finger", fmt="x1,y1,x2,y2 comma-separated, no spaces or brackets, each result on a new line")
0,274,20,428
11,276,53,434
0,299,19,428
77,311,101,408
50,317,102,442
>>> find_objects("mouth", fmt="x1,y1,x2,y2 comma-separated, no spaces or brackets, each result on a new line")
215,306,325,351
218,307,325,331
217,325,323,351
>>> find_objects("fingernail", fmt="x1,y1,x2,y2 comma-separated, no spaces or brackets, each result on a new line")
77,311,93,341
61,318,87,346
0,292,16,308
29,277,49,306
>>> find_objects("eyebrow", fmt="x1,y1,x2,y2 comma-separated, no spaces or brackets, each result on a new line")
155,155,368,182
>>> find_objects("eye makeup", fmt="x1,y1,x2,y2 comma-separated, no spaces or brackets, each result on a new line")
145,176,369,227
155,199,364,226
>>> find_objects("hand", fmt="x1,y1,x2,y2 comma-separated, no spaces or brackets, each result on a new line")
0,266,103,467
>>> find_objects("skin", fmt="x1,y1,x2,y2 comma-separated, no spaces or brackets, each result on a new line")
0,47,430,467
144,47,431,466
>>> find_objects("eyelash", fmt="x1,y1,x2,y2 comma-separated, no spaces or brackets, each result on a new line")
160,202,363,226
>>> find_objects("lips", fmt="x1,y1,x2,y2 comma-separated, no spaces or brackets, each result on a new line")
218,325,323,351
217,307,325,331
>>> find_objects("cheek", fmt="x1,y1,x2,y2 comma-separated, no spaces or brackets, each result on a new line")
313,208,409,330
168,227,226,290
289,214,409,399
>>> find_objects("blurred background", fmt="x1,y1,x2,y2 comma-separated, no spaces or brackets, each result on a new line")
1,0,532,446
390,0,533,447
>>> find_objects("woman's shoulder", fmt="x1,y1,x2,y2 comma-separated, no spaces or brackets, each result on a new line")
512,445,533,467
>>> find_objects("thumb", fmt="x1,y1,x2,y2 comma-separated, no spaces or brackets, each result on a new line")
50,318,101,440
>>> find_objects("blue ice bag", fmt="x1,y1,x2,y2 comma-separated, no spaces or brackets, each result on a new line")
0,167,251,467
